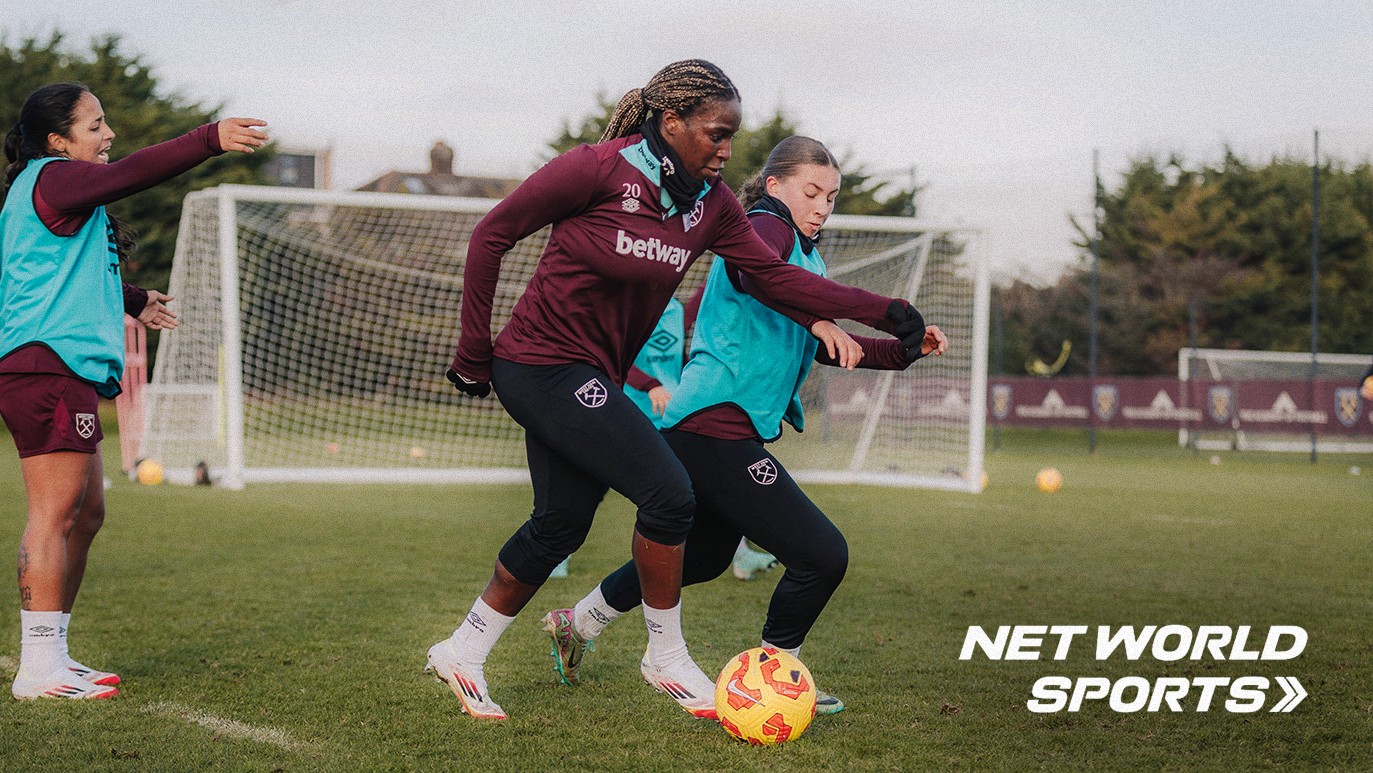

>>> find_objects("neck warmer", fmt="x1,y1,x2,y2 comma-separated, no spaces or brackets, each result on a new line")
639,117,705,215
751,193,819,256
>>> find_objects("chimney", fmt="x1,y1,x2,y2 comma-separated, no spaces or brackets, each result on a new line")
430,141,454,176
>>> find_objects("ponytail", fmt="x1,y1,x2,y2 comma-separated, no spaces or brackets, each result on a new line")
600,59,738,142
2,83,90,207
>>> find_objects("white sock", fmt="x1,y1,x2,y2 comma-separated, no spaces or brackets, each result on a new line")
19,610,63,677
643,601,689,666
572,585,621,640
448,597,514,668
59,612,72,663
762,639,801,659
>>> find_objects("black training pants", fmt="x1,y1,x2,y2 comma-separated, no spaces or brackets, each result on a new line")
490,358,695,586
599,429,849,649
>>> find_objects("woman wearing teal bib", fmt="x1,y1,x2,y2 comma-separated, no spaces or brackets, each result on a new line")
1,83,265,700
543,137,947,712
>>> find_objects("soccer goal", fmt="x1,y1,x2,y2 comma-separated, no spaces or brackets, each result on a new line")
143,185,987,490
1178,347,1373,453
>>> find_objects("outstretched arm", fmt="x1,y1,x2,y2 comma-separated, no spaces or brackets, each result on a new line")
37,119,267,219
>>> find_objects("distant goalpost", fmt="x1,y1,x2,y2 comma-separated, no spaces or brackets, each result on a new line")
144,185,988,490
1178,347,1373,453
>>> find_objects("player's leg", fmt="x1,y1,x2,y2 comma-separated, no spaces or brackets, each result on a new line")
489,360,715,715
58,445,120,686
428,406,606,719
4,372,117,700
547,500,739,685
12,450,116,699
676,434,849,712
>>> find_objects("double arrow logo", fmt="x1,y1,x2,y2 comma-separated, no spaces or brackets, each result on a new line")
1270,676,1306,712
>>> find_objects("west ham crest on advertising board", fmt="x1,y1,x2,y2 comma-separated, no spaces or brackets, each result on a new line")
1093,385,1119,422
990,384,1012,421
1207,386,1235,424
1334,387,1361,428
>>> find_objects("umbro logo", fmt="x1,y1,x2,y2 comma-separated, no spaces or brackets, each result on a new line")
27,625,57,635
645,330,679,352
621,197,641,213
748,458,778,486
466,611,487,633
575,378,608,409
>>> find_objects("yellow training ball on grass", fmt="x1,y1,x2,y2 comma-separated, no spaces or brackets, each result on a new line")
1035,467,1062,493
136,459,165,486
715,647,817,745
408,446,425,459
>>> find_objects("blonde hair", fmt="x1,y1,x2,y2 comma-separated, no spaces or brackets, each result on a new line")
600,59,738,142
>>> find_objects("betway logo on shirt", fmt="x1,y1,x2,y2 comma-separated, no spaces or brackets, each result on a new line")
614,230,691,273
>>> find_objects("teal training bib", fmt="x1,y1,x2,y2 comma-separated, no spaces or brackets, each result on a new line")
0,157,125,396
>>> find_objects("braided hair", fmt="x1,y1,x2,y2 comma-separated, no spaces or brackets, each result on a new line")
600,59,739,142
738,135,840,212
3,83,138,261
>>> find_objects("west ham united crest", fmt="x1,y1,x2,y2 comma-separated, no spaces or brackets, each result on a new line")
75,413,95,439
1092,385,1119,422
1207,386,1235,424
747,458,777,486
1334,387,1361,428
575,378,608,409
990,384,1012,421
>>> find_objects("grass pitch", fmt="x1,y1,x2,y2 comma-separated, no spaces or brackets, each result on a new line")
0,422,1369,772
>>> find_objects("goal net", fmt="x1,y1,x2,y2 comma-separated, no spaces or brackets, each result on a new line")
144,185,987,490
1178,347,1373,452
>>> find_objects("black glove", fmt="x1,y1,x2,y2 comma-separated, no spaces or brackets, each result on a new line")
887,300,926,359
446,368,492,398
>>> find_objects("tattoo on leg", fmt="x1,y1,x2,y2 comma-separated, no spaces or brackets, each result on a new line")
20,585,33,611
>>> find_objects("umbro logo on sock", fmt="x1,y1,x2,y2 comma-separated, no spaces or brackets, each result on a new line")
589,609,611,626
646,620,663,634
27,625,57,636
467,611,487,633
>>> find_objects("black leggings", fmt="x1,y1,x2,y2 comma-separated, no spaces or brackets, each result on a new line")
490,358,695,586
599,429,848,649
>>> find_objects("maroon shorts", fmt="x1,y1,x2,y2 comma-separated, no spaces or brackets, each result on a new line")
0,372,103,457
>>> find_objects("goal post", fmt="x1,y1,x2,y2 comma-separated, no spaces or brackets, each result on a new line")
144,184,987,491
1178,347,1373,453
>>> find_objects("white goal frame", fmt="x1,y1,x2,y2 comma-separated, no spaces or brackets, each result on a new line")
146,184,987,491
1178,347,1373,453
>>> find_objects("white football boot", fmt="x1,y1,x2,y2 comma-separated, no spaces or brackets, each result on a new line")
425,640,507,719
65,656,121,686
12,665,118,700
640,649,717,719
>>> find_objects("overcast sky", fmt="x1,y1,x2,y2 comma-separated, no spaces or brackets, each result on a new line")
4,0,1370,282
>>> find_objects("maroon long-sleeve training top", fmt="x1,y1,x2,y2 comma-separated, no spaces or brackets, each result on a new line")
452,134,900,388
0,123,224,376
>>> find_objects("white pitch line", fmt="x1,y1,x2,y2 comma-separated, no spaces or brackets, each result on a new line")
144,701,306,751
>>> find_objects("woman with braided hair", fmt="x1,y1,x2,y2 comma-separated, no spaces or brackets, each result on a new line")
1,83,266,700
542,135,948,716
432,59,929,720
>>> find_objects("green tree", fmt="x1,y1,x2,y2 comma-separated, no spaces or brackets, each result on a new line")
0,32,271,293
548,101,918,216
995,153,1373,376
